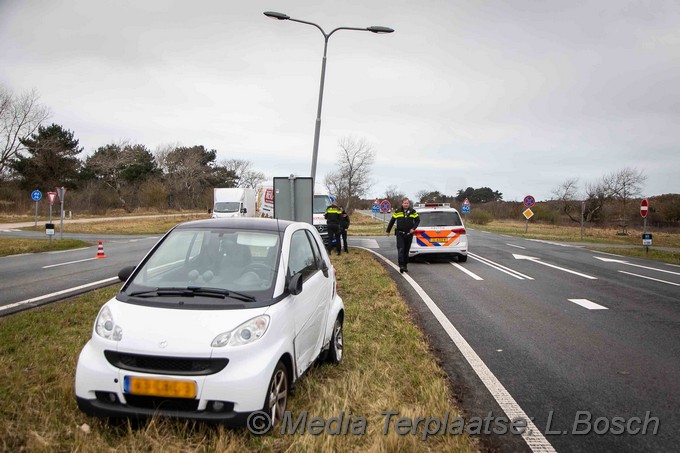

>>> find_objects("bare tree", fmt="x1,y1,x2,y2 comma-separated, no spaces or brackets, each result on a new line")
219,158,266,188
602,167,647,233
384,185,406,210
323,136,375,212
551,178,581,223
0,87,51,182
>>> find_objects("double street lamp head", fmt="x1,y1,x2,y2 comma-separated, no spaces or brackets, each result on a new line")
263,11,394,34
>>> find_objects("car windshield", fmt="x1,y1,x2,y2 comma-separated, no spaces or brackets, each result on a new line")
214,202,240,213
418,211,463,227
124,228,280,305
313,195,331,214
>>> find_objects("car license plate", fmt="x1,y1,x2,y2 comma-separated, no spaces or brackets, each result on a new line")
124,376,197,398
430,238,448,243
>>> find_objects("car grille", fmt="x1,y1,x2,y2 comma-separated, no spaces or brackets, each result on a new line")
104,351,229,376
315,225,328,234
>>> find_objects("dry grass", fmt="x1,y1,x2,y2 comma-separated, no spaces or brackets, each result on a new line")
19,213,209,235
589,247,680,265
0,238,91,257
349,212,388,236
0,250,476,452
472,219,680,248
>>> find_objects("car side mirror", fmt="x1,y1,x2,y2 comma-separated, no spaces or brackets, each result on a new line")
118,265,136,282
288,273,303,295
241,207,247,214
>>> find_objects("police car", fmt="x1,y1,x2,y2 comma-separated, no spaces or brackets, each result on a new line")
409,203,468,262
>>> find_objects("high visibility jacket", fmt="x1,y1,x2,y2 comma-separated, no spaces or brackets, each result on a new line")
386,207,420,234
324,205,343,226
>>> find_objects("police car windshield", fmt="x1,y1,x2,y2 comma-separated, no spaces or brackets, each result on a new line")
418,211,463,227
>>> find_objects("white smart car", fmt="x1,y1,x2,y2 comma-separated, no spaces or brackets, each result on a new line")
409,203,468,262
75,218,344,427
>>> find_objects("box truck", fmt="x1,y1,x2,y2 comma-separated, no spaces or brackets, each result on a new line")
212,188,257,218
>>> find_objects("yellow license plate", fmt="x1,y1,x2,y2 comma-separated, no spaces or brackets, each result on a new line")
124,376,197,398
430,238,449,243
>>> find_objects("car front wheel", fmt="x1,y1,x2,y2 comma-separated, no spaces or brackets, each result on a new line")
264,361,288,427
327,316,343,364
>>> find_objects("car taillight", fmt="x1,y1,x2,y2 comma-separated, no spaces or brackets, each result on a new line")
453,227,466,235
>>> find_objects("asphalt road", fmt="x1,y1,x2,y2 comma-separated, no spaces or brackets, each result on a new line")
362,228,679,452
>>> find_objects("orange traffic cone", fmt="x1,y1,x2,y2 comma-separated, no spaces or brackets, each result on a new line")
95,240,107,258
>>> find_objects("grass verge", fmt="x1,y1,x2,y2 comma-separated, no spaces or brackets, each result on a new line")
19,214,208,235
0,250,476,452
0,238,91,257
470,219,680,248
589,247,680,265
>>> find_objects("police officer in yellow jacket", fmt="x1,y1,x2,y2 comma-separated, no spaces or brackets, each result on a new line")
324,201,343,255
386,198,420,273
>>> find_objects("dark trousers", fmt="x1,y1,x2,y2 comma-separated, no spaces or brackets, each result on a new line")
327,224,341,254
340,229,348,252
396,231,413,269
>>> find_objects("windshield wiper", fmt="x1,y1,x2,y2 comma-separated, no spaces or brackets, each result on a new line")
128,287,256,302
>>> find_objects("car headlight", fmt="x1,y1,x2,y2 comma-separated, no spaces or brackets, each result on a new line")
95,305,123,341
211,315,270,348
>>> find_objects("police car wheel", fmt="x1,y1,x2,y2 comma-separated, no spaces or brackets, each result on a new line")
458,255,468,263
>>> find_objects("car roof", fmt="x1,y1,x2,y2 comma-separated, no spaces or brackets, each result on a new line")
175,217,297,232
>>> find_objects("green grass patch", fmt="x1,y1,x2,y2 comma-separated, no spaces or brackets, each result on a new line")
0,238,92,257
589,247,680,265
0,250,475,452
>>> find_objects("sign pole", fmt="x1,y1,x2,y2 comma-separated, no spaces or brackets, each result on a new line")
34,201,38,226
49,203,53,245
580,201,585,240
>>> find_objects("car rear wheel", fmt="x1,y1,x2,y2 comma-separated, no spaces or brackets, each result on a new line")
264,361,288,427
458,254,468,262
326,316,343,364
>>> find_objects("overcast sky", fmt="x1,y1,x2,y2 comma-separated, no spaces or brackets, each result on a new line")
2,0,679,202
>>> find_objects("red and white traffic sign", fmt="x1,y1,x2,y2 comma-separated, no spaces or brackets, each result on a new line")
523,195,536,208
463,198,471,206
47,192,57,206
640,198,649,218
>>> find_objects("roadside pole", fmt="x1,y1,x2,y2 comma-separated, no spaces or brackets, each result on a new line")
580,201,585,240
57,187,66,240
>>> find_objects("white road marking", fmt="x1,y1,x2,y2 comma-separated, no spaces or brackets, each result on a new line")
360,247,555,453
527,239,581,248
506,243,526,250
568,298,608,310
619,271,680,287
43,257,98,268
451,262,483,280
0,277,119,313
514,254,597,280
469,252,534,280
594,256,680,276
591,250,625,258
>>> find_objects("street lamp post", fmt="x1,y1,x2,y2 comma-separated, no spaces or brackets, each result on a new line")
264,11,394,182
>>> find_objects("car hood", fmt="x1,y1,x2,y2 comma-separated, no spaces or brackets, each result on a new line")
105,299,268,357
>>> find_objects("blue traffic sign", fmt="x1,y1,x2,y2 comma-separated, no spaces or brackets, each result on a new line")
372,204,380,213
461,205,470,214
380,199,392,213
31,190,42,202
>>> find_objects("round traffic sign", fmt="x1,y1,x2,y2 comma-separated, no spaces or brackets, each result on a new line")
31,190,42,202
640,198,649,218
380,199,391,213
523,195,536,208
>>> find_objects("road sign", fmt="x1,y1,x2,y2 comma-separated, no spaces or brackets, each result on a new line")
522,208,534,219
461,205,471,214
463,198,471,206
47,192,57,206
372,204,380,213
380,199,391,213
640,198,649,218
57,186,66,202
523,195,536,208
31,190,42,202
642,233,653,246
45,223,55,235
